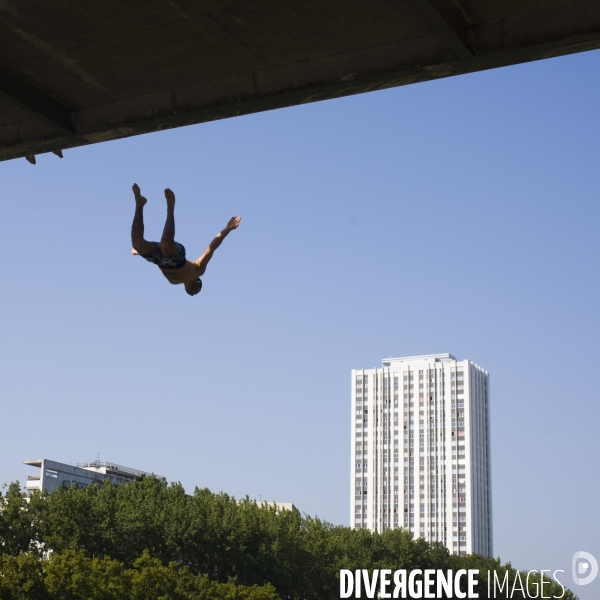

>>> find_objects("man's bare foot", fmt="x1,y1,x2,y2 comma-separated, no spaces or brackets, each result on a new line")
131,248,140,255
164,188,175,211
226,216,242,231
25,154,36,165
132,183,147,206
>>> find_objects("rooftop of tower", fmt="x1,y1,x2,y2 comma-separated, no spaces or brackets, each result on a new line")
382,353,457,365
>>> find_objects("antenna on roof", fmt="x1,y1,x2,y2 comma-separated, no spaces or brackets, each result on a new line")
96,452,100,466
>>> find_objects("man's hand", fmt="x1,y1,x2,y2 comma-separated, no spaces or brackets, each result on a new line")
226,216,242,231
131,248,140,255
132,183,147,206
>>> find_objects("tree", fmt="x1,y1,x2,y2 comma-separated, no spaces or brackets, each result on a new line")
0,478,578,600
0,552,48,600
0,483,36,557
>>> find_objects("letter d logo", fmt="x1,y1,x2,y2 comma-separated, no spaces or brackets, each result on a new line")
572,551,598,586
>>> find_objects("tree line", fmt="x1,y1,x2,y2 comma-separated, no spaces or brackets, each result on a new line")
0,477,575,599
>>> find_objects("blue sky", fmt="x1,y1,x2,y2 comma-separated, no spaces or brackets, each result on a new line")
1,49,599,597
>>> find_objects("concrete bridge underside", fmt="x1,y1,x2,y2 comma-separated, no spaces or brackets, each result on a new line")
2,0,600,162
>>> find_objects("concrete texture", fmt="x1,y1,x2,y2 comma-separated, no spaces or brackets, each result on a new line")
1,0,600,161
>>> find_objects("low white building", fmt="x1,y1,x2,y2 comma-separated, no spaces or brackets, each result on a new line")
350,353,492,556
23,458,158,494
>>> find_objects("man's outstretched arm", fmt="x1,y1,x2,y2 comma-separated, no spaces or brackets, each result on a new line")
195,216,241,275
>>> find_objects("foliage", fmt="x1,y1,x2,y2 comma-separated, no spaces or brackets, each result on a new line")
0,552,47,600
0,483,36,557
0,477,576,600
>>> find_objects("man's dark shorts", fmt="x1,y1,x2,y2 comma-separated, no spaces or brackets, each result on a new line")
141,242,187,269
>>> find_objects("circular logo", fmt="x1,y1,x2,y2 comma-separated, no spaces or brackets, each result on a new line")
572,551,598,586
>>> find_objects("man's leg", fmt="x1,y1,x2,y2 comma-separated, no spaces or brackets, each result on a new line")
160,188,177,257
131,184,155,255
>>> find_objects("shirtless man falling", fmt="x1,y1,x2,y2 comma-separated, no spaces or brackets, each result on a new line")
131,184,241,296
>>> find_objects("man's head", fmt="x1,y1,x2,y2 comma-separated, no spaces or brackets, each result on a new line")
184,278,203,297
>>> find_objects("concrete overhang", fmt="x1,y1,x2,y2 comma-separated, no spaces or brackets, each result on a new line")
2,0,600,162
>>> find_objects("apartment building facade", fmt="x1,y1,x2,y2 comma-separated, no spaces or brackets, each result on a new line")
350,353,492,556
